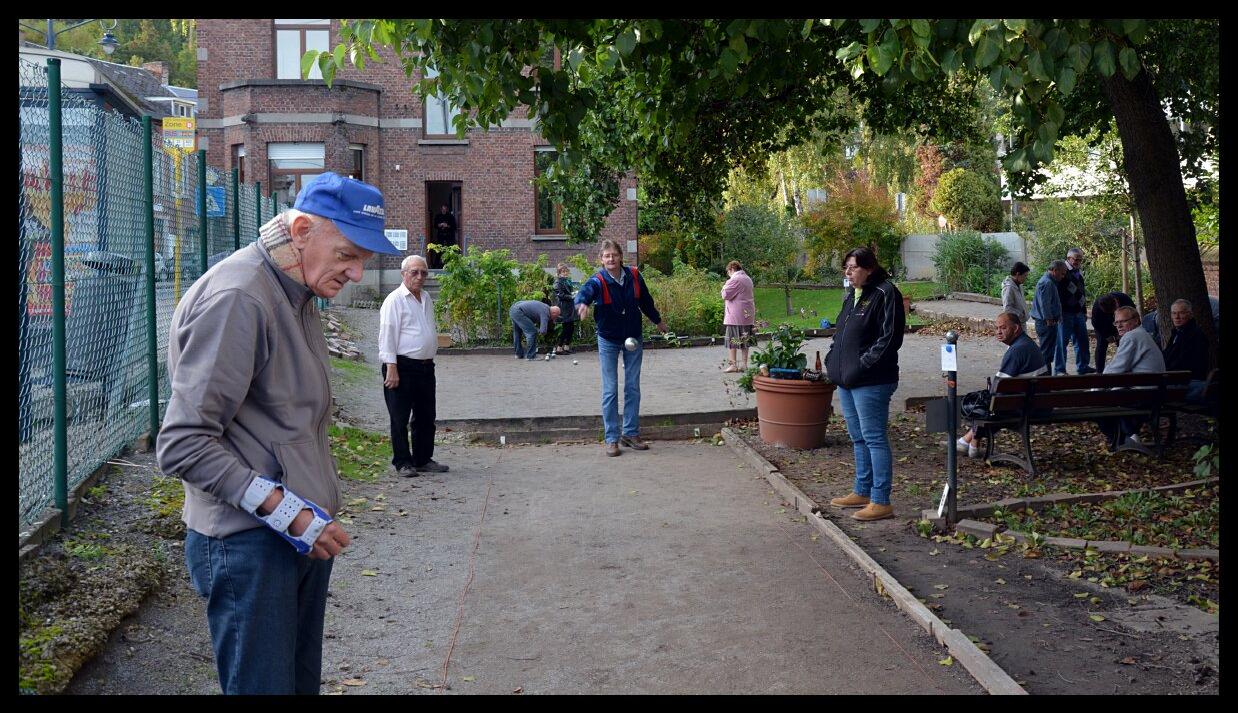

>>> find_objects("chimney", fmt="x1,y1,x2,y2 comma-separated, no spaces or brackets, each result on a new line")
142,61,170,85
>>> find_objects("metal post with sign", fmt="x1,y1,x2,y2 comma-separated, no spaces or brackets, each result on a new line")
942,331,959,524
162,117,195,302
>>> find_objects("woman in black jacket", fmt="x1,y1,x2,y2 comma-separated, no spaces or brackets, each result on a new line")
823,247,905,522
553,263,579,355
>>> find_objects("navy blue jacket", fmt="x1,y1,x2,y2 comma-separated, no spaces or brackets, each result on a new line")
574,266,662,344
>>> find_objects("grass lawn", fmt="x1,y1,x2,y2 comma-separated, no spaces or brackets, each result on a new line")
752,280,947,329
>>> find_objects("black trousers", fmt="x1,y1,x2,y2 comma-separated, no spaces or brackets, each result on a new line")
1094,333,1114,373
557,320,576,346
382,357,436,468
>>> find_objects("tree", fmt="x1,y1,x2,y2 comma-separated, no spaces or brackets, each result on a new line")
313,19,1219,364
20,19,198,87
930,168,1002,231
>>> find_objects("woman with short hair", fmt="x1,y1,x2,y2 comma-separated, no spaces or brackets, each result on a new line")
1002,261,1031,324
823,247,906,521
720,260,756,373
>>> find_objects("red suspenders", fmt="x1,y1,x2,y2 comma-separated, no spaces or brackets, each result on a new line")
593,267,640,304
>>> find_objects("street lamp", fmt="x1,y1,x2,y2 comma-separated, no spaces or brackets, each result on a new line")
18,19,119,54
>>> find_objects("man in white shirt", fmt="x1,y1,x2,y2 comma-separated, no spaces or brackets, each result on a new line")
379,255,448,476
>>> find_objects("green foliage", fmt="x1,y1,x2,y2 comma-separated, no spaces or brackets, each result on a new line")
21,20,199,87
640,259,724,338
145,475,185,520
328,424,389,483
1020,197,1154,306
1193,444,1219,479
931,230,1009,293
751,324,808,371
430,244,519,344
930,168,1002,231
514,253,555,302
801,171,903,277
718,203,802,283
637,231,677,275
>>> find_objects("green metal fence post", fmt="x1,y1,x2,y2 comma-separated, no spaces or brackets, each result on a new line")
255,181,262,236
143,116,160,442
269,190,276,221
48,58,69,527
198,149,208,274
231,167,240,251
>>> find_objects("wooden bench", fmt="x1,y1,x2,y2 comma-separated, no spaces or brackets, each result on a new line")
1164,368,1220,444
973,371,1193,476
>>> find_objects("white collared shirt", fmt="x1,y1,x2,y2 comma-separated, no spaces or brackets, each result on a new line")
379,283,438,363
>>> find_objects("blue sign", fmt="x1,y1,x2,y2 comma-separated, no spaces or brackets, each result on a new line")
205,186,226,217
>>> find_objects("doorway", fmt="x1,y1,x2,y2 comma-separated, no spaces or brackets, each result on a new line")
425,181,461,269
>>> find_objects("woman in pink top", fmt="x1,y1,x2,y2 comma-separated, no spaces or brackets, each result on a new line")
720,260,756,373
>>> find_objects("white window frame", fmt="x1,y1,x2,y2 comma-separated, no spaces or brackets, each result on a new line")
423,66,462,137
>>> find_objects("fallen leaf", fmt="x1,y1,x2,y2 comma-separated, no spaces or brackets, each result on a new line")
934,584,949,590
629,490,639,496
361,570,378,577
1090,596,1102,605
1074,592,1089,599
513,687,524,694
929,548,941,556
341,678,366,687
938,656,953,666
1089,614,1106,622
462,676,475,682
995,578,1007,585
1120,657,1137,665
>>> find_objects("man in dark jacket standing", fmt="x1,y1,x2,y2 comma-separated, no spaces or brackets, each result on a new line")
1162,299,1211,403
1091,291,1136,373
1055,248,1092,374
575,239,668,456
824,247,905,522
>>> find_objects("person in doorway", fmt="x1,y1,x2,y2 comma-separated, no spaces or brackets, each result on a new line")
157,172,401,694
575,239,669,456
553,263,578,355
434,204,456,248
955,311,1046,457
510,299,560,361
1091,291,1136,373
1029,260,1067,375
824,246,905,522
1055,248,1092,374
721,260,756,373
1001,262,1031,324
380,254,450,477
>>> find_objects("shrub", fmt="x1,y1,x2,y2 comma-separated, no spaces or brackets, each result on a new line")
637,231,676,275
930,168,1002,232
802,170,904,278
641,258,725,338
931,230,1009,293
717,203,802,284
431,244,519,344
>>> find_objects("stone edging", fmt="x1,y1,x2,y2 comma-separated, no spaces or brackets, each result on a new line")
720,428,1027,696
952,477,1220,563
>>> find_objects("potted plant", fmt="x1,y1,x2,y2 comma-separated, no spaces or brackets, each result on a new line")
738,325,835,449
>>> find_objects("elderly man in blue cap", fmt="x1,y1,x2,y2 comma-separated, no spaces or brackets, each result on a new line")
157,173,401,694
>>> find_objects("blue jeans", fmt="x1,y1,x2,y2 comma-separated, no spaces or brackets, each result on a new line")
511,311,539,359
185,526,334,695
598,335,642,443
1034,318,1059,375
836,382,898,506
1055,312,1091,374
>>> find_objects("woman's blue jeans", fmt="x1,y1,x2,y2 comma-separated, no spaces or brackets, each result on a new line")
836,382,898,506
185,526,334,695
598,335,642,443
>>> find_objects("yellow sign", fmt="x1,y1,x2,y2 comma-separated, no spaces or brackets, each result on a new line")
162,117,196,152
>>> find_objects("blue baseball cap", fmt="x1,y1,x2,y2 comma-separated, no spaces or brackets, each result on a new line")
294,172,401,255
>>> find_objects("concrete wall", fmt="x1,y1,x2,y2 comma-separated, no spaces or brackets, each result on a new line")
901,232,1028,281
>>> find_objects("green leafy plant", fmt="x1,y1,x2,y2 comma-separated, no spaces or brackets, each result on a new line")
739,324,813,392
1193,444,1219,478
718,202,803,284
931,230,1010,293
930,167,1002,232
802,170,904,278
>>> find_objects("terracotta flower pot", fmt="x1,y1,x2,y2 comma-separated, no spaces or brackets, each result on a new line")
903,295,912,315
753,374,835,449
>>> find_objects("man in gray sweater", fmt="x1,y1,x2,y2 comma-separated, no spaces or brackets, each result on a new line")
1098,305,1167,449
157,173,401,694
509,299,561,360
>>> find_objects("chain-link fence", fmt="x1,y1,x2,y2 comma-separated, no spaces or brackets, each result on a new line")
18,57,290,529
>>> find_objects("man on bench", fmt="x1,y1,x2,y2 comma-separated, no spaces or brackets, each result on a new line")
956,311,1046,458
1099,305,1166,448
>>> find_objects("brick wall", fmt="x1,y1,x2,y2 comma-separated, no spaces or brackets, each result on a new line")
196,19,638,272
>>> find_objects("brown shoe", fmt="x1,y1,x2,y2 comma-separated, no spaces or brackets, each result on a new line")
605,442,621,457
851,503,895,521
829,492,870,508
620,436,649,451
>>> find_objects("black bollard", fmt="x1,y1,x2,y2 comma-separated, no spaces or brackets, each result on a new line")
944,330,959,524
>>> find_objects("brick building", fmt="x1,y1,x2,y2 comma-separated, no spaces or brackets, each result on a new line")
195,19,637,302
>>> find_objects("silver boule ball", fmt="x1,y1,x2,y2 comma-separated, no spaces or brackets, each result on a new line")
624,337,639,351
945,330,959,344
572,359,579,365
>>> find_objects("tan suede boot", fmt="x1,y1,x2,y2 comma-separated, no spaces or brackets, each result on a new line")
829,492,870,508
851,503,895,521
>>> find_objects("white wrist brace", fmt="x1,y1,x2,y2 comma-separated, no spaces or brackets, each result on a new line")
240,476,332,556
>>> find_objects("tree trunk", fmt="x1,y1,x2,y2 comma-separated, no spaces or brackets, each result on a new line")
1101,69,1218,369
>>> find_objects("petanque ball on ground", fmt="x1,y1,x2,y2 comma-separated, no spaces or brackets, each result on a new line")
573,360,578,365
624,337,639,351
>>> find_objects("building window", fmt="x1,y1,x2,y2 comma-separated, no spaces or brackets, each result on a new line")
231,144,246,184
423,66,462,137
347,144,364,182
174,103,192,117
534,148,563,234
274,19,330,80
268,142,325,205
